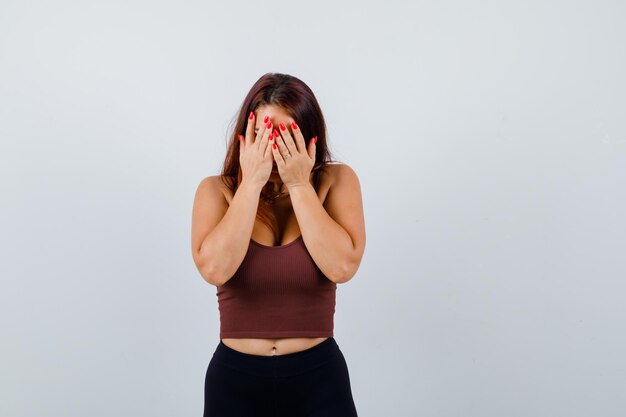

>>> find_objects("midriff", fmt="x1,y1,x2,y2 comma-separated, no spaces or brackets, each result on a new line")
221,337,330,356
219,169,335,357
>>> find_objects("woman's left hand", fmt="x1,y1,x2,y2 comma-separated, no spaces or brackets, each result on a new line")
271,121,317,190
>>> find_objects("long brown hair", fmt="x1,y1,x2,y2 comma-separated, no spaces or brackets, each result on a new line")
219,72,339,241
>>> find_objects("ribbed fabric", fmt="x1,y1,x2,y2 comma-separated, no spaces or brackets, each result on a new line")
216,236,337,339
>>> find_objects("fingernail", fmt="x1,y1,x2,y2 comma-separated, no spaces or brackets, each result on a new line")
273,128,279,137
264,115,270,123
279,122,286,131
266,121,272,129
272,143,277,149
249,112,254,120
291,121,298,130
313,136,317,144
238,134,243,141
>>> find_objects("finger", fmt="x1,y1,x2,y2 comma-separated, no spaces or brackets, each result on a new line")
245,111,256,146
263,134,274,159
257,120,273,156
238,133,245,157
273,129,290,160
280,121,299,155
251,112,270,146
308,135,317,160
271,140,285,167
277,123,295,154
289,121,306,154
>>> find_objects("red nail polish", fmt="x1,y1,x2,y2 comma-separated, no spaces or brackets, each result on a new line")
273,128,279,137
266,121,272,129
313,136,317,144
272,143,277,149
264,115,269,123
291,121,298,130
279,123,286,131
238,134,243,141
249,112,254,120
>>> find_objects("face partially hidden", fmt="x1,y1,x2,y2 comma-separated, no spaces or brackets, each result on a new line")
254,105,295,177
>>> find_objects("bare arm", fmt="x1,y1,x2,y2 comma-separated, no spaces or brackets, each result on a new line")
191,177,262,286
288,164,366,284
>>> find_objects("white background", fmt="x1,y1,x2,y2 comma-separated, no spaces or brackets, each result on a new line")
1,0,625,416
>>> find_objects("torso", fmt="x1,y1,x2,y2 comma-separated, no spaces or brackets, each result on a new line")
219,164,338,356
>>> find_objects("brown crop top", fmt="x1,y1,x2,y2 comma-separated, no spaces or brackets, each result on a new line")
216,235,337,339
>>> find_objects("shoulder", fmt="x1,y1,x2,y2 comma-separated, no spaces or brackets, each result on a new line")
324,162,361,189
195,175,230,204
196,175,223,192
315,162,361,206
322,162,364,216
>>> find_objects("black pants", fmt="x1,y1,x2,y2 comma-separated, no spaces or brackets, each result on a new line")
203,337,359,417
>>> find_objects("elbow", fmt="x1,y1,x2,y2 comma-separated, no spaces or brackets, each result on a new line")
194,245,229,286
332,263,357,284
198,261,227,287
332,244,363,284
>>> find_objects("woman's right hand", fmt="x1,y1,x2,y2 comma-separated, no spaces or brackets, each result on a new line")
238,112,274,189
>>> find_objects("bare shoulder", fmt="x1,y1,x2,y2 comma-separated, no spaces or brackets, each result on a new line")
328,162,359,181
321,163,362,196
196,175,230,202
318,162,359,190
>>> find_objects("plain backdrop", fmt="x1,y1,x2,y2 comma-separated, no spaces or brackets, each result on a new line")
1,1,625,416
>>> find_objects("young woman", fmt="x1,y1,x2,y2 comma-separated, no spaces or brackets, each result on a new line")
191,72,365,417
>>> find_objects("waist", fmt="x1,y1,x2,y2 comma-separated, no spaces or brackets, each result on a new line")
212,337,341,378
220,336,329,356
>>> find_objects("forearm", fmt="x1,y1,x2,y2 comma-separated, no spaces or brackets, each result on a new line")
199,181,262,285
288,183,354,283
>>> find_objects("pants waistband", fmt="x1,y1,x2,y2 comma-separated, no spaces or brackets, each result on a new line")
212,337,341,378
